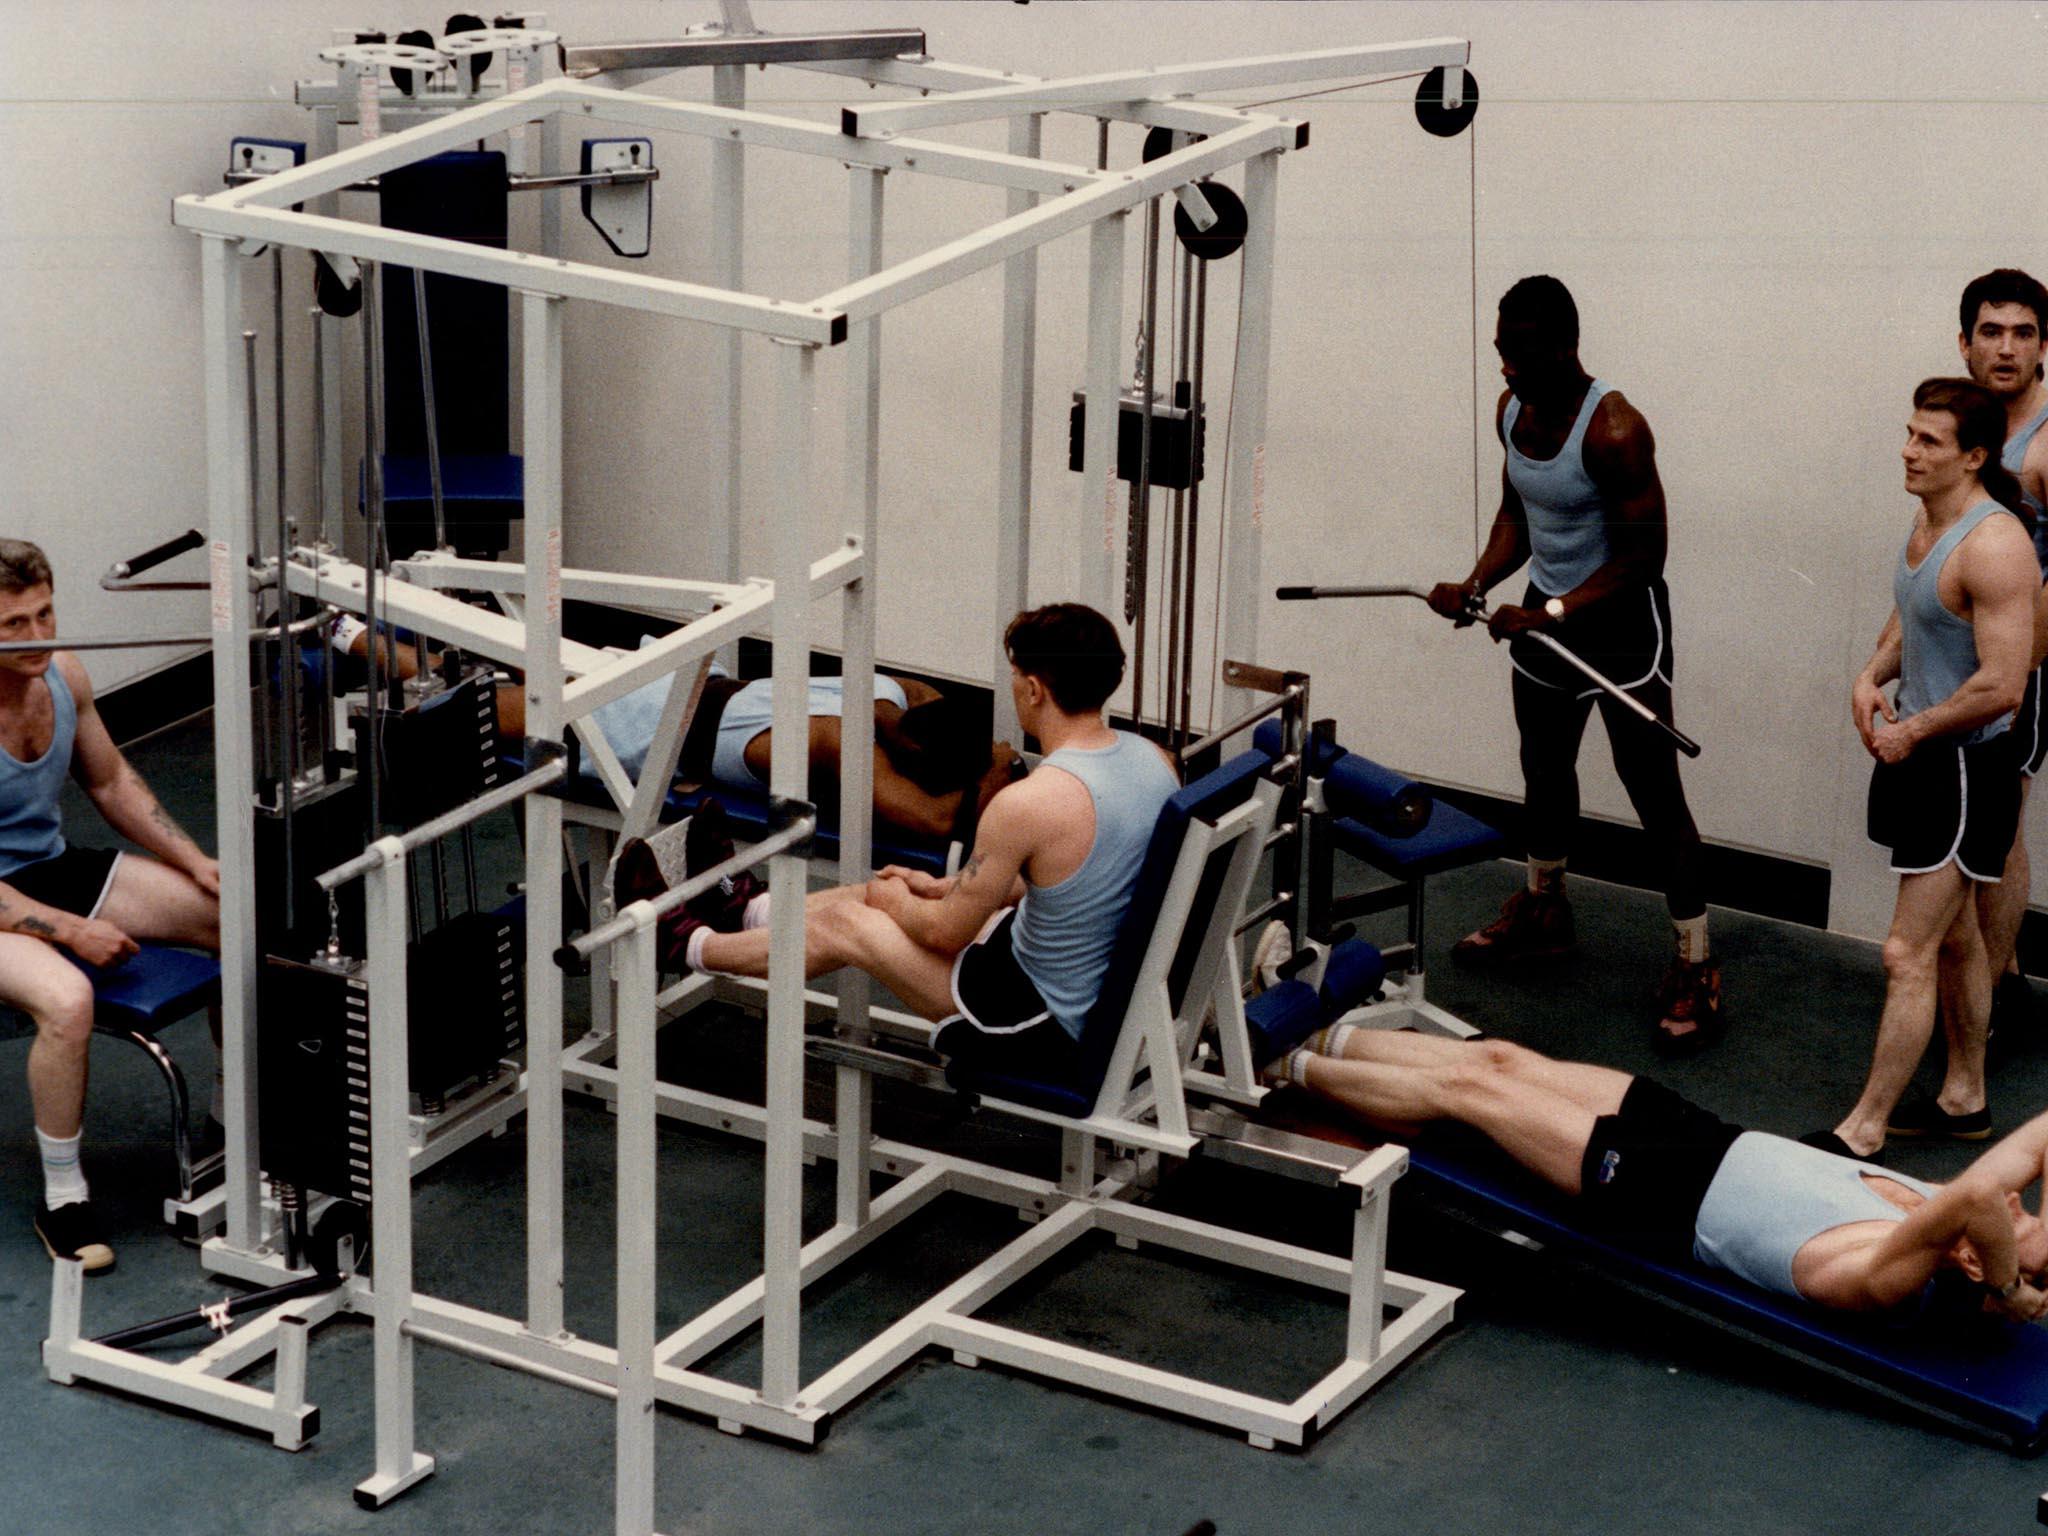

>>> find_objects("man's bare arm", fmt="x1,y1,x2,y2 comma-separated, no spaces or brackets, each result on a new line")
1853,612,1904,752
61,654,217,889
0,878,136,966
871,788,1034,954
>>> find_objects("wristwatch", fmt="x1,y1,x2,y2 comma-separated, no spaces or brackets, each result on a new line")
1543,596,1567,624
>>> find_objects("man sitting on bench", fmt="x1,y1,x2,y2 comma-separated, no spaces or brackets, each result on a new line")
0,541,221,1275
1269,1026,2048,1318
636,602,1179,1081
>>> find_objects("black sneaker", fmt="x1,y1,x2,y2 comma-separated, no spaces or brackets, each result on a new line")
682,799,764,932
33,1199,115,1274
1886,1095,1993,1142
1797,1129,1886,1165
614,836,667,908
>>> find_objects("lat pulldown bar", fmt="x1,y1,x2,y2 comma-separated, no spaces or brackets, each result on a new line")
1277,583,1701,759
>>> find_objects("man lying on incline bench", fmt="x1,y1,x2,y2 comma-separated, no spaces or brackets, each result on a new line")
625,603,1179,1081
335,618,1022,843
1268,1026,2048,1318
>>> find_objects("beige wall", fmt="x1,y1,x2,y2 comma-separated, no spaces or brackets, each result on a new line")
6,1,2045,933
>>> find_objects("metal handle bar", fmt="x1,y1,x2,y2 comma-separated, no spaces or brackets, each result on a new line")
317,753,567,892
1179,681,1307,764
1277,582,1702,759
103,529,207,591
558,813,817,967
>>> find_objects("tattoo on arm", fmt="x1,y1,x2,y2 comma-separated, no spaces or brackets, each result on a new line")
958,852,985,886
16,915,57,939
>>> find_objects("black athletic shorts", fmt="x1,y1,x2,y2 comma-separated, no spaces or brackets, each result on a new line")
3,845,121,919
933,908,1086,1082
1866,730,2022,882
1509,579,1674,699
1577,1077,1743,1258
2013,667,2048,778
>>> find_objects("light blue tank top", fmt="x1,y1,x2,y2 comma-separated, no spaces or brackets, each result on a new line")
1504,379,1614,597
0,664,75,877
1011,732,1179,1040
1894,499,2019,744
711,675,908,788
1692,1132,1935,1302
2003,402,2048,565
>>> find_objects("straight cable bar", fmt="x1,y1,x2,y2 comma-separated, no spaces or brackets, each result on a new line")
1180,682,1305,764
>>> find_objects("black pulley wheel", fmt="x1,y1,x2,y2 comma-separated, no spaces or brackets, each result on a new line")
309,1199,371,1276
391,29,435,95
313,252,363,317
1415,67,1479,137
1142,124,1204,162
1174,181,1248,262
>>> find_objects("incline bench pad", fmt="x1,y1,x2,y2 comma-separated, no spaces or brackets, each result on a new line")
1406,1138,2048,1449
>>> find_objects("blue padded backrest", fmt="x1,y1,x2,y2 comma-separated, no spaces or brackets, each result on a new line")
1405,1139,2048,1450
1071,748,1272,1091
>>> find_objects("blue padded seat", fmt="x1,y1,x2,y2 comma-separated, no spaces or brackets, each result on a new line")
944,749,1274,1116
76,944,221,1033
1404,1139,2048,1450
1243,938,1388,1065
1314,938,1386,1021
1329,802,1505,881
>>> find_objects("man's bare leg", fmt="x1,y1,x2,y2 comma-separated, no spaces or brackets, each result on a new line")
1933,897,1992,1118
96,855,218,949
1978,775,2033,988
1833,864,1972,1156
1301,1036,1612,1194
696,895,958,1019
1,935,98,1141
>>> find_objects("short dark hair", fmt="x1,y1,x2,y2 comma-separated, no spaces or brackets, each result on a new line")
0,541,53,596
1912,376,2024,516
1003,602,1124,714
1498,274,1579,349
878,696,993,796
1960,268,2048,337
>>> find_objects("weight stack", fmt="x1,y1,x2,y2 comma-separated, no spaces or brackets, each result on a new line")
259,951,373,1208
408,906,523,1108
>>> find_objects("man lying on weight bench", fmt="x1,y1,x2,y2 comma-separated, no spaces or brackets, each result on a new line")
335,619,1022,843
622,602,1179,1082
1269,1025,2048,1318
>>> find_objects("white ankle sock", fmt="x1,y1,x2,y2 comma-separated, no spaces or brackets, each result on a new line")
1527,856,1567,895
1310,1022,1359,1060
742,892,772,931
1674,913,1710,965
36,1128,88,1210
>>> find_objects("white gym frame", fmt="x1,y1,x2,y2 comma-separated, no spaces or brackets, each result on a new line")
44,14,1474,1533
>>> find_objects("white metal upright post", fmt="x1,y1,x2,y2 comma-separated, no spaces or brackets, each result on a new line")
709,65,747,667
356,845,435,1506
1079,212,1127,620
993,115,1043,745
523,291,568,1340
1216,152,1278,723
761,337,817,1406
200,235,265,1252
613,915,661,1536
311,110,346,548
835,165,885,1227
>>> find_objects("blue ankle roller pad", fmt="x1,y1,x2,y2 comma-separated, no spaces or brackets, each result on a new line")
69,944,221,1034
514,752,956,879
1405,1138,2048,1449
1316,938,1386,1020
1244,981,1321,1065
945,749,1274,1116
1250,721,1433,835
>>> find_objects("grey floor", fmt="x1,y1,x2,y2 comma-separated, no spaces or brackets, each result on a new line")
7,715,2046,1535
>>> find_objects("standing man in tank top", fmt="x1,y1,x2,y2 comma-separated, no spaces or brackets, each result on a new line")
1952,270,2048,1048
1427,275,1719,1053
0,541,220,1274
1817,380,2038,1161
654,603,1179,1084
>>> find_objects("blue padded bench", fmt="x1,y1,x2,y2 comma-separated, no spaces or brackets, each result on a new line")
1242,938,1389,1068
945,749,1277,1125
1,944,223,1205
1405,1139,2048,1449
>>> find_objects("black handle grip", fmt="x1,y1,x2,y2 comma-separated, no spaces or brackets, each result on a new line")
113,529,204,579
1671,727,1703,760
1275,585,1316,601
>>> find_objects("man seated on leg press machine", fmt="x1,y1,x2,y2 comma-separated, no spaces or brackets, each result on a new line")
631,603,1178,1080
